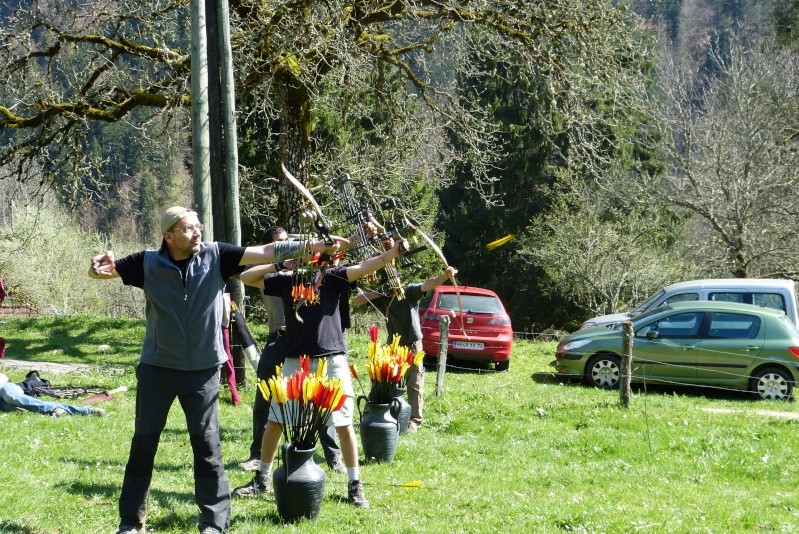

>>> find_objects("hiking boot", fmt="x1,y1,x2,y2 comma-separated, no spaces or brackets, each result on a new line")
51,407,68,417
233,474,270,497
238,456,260,471
89,407,106,417
115,525,144,534
328,458,346,474
347,479,370,508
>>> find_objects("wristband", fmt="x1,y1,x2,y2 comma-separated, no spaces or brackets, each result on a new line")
274,240,307,261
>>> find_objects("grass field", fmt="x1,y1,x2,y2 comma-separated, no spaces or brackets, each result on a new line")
2,316,799,533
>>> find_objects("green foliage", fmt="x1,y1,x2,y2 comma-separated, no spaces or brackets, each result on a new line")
440,16,667,331
768,0,799,46
3,318,799,532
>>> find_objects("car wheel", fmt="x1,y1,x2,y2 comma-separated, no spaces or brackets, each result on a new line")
584,354,621,389
750,367,794,401
495,360,509,372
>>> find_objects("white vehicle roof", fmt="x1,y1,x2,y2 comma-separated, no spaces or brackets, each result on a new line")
662,278,795,290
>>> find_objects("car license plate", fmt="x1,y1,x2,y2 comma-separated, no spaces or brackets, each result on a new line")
453,341,484,350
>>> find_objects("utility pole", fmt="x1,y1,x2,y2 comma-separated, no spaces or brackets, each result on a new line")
190,0,212,237
218,0,244,308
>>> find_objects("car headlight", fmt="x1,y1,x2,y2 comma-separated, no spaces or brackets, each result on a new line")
561,339,592,351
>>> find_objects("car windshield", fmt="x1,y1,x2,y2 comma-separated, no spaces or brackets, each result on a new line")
435,294,503,314
630,304,673,325
629,289,666,316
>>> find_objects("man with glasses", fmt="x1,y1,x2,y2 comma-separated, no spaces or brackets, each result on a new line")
88,206,345,534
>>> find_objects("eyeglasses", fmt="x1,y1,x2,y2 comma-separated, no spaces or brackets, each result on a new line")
173,223,204,234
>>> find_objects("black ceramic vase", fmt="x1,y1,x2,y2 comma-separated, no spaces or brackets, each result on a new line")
357,395,401,463
394,386,412,435
273,443,326,522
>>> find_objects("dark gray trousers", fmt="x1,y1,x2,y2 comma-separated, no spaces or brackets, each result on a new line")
119,363,230,532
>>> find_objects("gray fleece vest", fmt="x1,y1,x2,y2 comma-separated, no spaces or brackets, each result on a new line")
140,243,226,371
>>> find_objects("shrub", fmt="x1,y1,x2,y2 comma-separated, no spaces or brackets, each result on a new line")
0,199,144,317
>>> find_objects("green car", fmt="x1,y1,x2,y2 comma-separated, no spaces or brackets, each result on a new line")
553,301,799,400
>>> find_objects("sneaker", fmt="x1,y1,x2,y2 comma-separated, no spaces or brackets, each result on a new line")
406,422,420,434
328,458,346,474
238,456,260,471
233,474,270,497
200,528,222,534
347,479,370,508
115,525,144,534
51,407,68,417
89,407,106,417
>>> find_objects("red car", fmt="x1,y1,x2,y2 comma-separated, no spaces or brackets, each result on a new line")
419,285,513,371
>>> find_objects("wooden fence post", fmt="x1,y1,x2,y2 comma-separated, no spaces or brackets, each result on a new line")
620,321,633,407
436,315,450,397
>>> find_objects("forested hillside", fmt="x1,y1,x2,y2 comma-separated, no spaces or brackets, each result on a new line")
1,0,798,330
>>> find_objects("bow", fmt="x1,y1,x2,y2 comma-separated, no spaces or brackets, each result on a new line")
282,163,333,245
329,174,407,300
281,163,335,322
404,218,469,339
384,202,468,340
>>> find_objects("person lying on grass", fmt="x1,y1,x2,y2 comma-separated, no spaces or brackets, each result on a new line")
0,373,105,417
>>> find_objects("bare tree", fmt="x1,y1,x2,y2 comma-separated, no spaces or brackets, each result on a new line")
0,1,650,228
519,170,696,319
659,34,799,278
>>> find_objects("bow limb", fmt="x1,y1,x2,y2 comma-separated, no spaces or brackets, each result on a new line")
405,220,470,340
282,163,333,244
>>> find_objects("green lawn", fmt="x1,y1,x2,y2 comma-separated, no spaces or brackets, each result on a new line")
2,316,799,533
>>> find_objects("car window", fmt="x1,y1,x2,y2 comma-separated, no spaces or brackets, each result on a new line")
631,289,666,314
435,294,502,314
636,312,703,339
706,312,760,339
709,292,745,304
752,292,786,313
662,292,699,305
707,291,787,313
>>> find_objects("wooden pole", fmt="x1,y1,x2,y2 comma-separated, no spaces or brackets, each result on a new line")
190,0,212,236
217,0,244,309
205,0,225,242
620,321,633,407
435,315,450,397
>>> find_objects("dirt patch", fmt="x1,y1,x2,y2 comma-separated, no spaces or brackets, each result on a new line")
702,406,799,420
0,358,94,375
0,306,34,318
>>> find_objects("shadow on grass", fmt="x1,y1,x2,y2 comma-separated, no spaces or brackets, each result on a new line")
0,520,38,533
62,480,201,532
422,358,502,375
1,316,143,365
531,371,570,384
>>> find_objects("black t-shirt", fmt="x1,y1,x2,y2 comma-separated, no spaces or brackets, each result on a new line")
115,242,246,287
263,266,357,358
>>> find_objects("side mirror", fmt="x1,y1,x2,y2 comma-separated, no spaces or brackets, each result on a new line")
645,330,659,340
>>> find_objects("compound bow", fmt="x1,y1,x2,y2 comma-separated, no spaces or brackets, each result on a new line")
281,164,342,322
